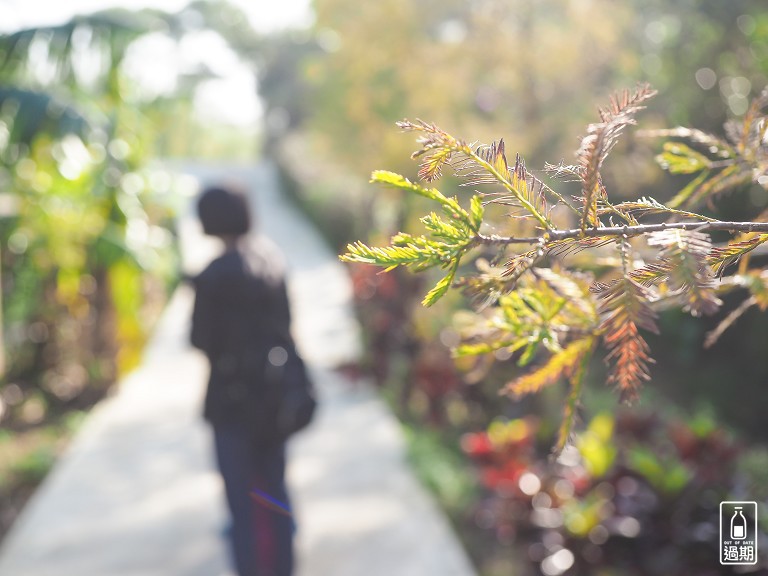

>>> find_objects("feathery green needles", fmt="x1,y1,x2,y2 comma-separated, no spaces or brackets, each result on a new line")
341,84,768,452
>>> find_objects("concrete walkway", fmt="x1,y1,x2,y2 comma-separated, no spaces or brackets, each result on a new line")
0,162,477,576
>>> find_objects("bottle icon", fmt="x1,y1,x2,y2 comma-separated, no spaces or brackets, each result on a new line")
731,506,748,540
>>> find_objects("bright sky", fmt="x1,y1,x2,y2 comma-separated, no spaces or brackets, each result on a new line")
0,0,314,126
0,0,313,34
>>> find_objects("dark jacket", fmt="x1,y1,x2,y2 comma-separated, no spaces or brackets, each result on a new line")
191,239,291,427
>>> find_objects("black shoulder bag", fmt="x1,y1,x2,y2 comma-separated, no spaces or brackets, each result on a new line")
260,335,317,442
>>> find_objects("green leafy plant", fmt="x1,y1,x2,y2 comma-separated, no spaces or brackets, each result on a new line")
462,410,744,576
341,84,768,452
0,9,186,424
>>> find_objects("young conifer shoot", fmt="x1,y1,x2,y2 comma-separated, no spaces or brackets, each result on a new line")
341,84,768,453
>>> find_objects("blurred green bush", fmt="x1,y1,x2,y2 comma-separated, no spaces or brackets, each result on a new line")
0,9,183,432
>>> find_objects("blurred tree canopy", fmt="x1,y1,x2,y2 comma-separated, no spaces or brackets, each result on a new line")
0,6,211,427
263,0,767,195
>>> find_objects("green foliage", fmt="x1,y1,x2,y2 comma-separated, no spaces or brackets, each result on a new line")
575,413,617,478
342,170,482,306
0,89,91,146
463,408,744,575
647,87,768,209
342,85,768,451
628,446,693,494
10,446,56,484
402,424,478,514
0,8,186,426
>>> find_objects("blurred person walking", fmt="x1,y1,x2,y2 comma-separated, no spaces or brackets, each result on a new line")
191,183,294,576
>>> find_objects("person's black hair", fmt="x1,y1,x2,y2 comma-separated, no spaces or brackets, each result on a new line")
197,184,251,237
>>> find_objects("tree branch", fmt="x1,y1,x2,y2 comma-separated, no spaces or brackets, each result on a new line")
476,221,768,245
465,148,554,230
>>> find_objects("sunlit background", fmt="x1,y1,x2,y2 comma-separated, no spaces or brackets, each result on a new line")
1,1,768,575
0,0,312,126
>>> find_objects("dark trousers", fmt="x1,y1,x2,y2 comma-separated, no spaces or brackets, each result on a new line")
213,424,294,576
